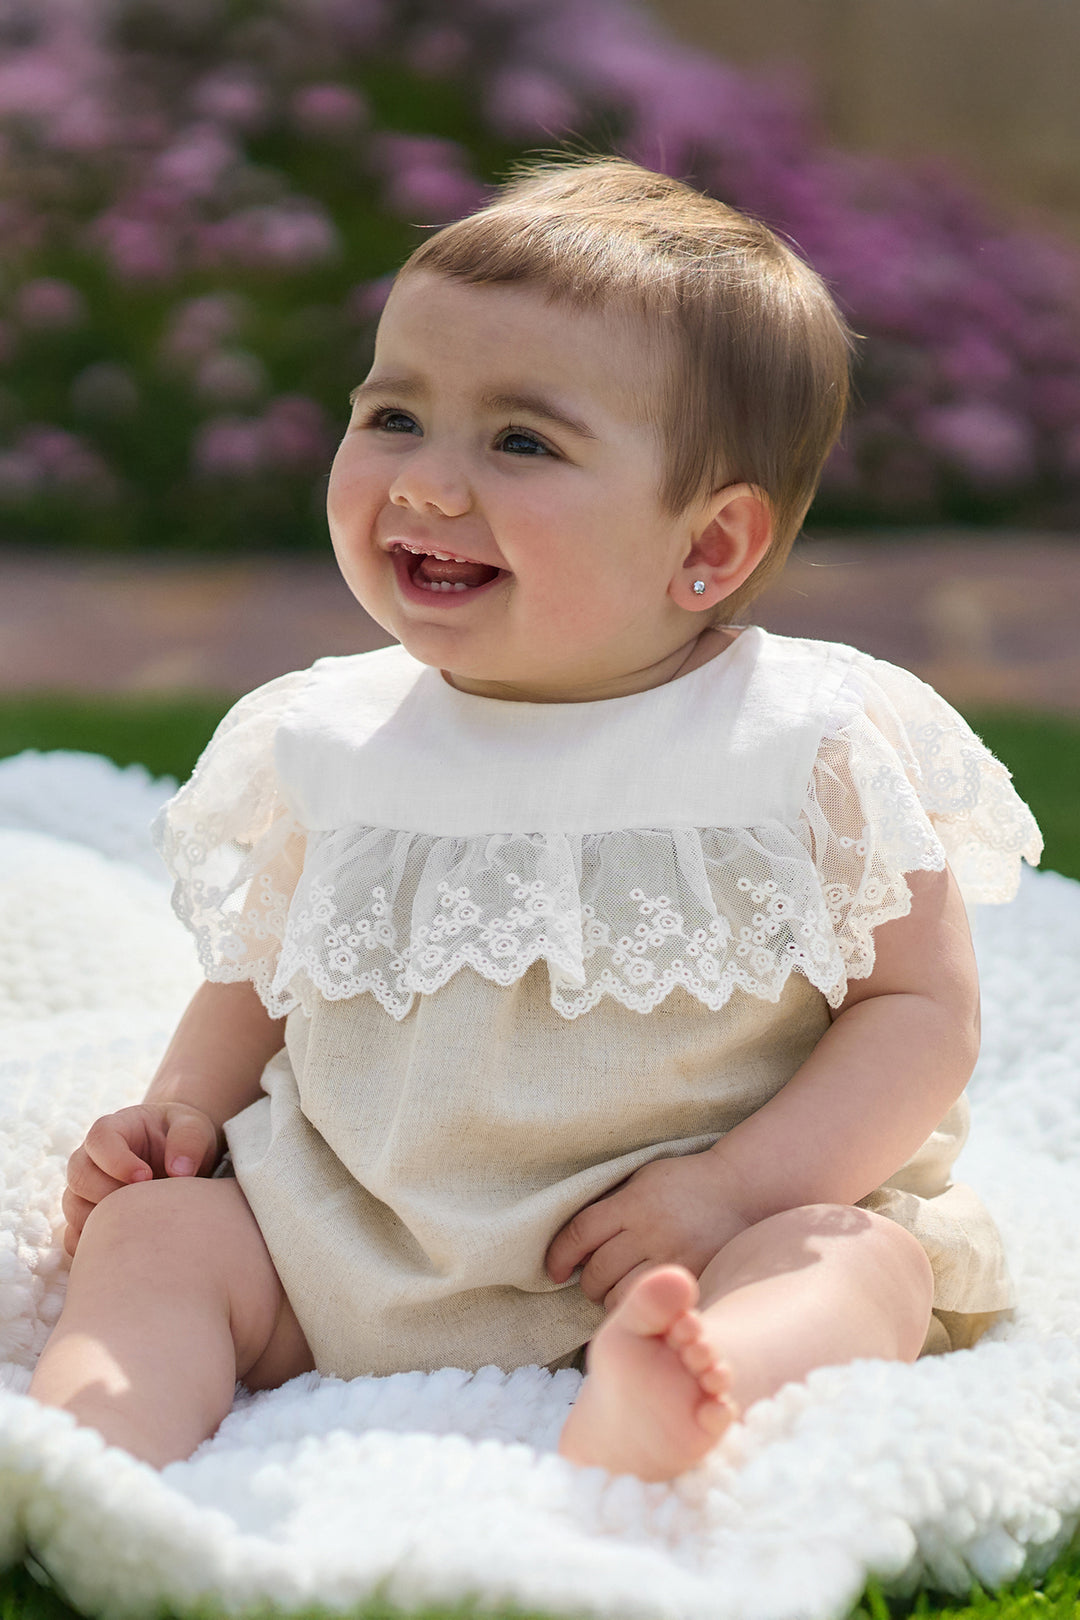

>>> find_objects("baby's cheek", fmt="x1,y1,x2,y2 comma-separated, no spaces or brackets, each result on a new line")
325,452,363,530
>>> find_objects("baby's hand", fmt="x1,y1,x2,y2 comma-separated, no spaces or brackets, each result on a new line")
62,1103,220,1258
545,1151,755,1311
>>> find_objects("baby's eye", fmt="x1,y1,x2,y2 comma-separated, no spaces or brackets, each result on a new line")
496,428,551,457
365,407,420,435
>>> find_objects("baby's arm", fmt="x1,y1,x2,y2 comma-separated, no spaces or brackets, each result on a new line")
143,979,287,1155
707,863,979,1218
62,981,285,1254
547,865,979,1306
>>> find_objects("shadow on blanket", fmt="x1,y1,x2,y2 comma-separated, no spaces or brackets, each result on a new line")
1,751,1078,1620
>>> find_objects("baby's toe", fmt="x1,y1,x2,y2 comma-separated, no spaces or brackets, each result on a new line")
675,1334,716,1378
664,1312,700,1351
697,1395,734,1438
698,1362,732,1398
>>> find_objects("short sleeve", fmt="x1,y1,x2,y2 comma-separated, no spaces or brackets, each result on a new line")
151,669,311,1013
799,649,1042,992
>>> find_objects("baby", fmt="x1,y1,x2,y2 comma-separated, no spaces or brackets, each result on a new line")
30,157,1040,1482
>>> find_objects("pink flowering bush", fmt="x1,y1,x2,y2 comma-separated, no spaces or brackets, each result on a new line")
1,0,1078,551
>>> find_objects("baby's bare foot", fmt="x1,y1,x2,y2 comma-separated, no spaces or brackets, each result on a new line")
558,1265,739,1482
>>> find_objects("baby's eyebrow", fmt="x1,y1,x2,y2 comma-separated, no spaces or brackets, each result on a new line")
349,375,421,407
480,391,598,441
348,378,599,442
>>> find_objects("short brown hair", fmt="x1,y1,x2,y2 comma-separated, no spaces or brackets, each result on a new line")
403,156,854,618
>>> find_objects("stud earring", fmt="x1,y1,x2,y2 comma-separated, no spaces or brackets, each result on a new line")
692,580,706,595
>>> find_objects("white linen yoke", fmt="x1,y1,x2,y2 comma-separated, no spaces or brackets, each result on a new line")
153,629,1042,1377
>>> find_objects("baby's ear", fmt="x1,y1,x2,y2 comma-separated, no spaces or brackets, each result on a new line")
671,484,773,612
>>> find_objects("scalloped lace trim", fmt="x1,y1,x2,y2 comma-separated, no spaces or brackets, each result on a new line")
155,665,1042,1023
277,848,854,1021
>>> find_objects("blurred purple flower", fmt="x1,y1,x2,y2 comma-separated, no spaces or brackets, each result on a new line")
372,134,462,170
916,403,1036,486
263,394,335,470
192,415,266,478
70,363,141,420
13,278,87,331
160,294,249,368
191,70,270,131
51,97,117,153
938,333,1014,394
290,83,368,138
154,123,237,200
17,425,120,500
195,349,269,406
484,69,579,141
385,165,487,226
298,0,387,48
374,136,486,226
192,395,332,479
978,235,1080,307
406,26,470,78
198,202,341,269
0,50,75,120
88,213,178,281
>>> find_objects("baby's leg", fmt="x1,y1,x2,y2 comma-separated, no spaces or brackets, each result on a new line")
29,1177,314,1468
559,1204,933,1481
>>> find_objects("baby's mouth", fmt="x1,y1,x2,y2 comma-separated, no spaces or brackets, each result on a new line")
389,540,505,593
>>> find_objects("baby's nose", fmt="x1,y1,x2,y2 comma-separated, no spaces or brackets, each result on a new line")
389,451,471,517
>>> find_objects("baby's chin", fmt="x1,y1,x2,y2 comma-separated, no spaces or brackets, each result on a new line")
383,628,549,695
384,617,654,703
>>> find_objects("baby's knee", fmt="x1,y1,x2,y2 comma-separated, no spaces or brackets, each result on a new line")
79,1174,224,1261
858,1210,935,1342
793,1203,934,1356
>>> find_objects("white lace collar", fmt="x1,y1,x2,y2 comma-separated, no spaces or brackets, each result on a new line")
154,633,1043,1022
274,627,853,836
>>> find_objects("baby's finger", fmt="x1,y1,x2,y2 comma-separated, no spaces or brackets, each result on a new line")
164,1115,217,1178
82,1113,155,1186
602,1260,655,1314
65,1145,133,1205
61,1184,96,1238
546,1196,624,1283
578,1232,644,1305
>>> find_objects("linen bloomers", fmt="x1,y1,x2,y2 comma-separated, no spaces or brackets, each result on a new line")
154,628,1043,1378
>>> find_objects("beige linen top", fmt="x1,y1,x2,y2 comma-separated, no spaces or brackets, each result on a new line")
154,630,1042,1377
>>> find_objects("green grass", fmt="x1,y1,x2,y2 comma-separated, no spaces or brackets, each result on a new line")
1,695,1078,1619
0,691,235,786
4,1536,1080,1620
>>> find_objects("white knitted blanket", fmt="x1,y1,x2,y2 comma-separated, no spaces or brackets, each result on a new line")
0,750,1078,1620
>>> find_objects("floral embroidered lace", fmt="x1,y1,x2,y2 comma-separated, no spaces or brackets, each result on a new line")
152,651,1041,1022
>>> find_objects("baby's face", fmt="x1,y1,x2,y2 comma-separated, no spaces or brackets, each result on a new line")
327,270,708,701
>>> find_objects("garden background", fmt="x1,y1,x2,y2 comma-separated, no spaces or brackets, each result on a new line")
1,0,1079,1616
